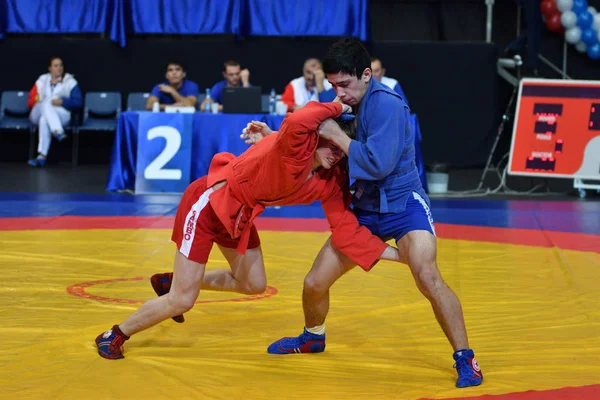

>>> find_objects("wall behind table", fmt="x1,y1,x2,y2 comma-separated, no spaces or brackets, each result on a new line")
371,41,497,168
0,36,497,167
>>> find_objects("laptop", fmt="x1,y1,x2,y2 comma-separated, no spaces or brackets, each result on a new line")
222,87,263,114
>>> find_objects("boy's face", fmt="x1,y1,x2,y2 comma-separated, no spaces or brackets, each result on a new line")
166,64,185,85
314,138,343,170
326,68,372,106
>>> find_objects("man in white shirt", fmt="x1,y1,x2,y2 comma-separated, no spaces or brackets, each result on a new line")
281,58,333,111
371,56,409,106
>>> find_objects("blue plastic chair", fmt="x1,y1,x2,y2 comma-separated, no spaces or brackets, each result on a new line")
0,91,31,130
0,91,37,157
127,92,150,111
79,92,121,130
74,92,121,165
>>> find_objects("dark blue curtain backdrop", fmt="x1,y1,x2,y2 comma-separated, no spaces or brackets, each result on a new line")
127,0,241,35
0,0,369,46
238,0,369,40
0,0,126,46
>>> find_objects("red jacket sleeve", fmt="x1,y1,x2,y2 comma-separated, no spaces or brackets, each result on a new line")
27,84,38,109
276,101,343,158
320,164,388,271
282,101,342,133
281,82,295,111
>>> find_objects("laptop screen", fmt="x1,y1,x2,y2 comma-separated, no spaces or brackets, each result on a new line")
222,87,263,114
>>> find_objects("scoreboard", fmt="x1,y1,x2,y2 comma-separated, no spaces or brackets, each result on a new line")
508,79,600,180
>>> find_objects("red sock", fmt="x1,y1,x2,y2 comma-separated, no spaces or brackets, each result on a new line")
112,324,130,340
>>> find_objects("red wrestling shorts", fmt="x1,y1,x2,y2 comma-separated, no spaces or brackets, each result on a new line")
171,176,261,264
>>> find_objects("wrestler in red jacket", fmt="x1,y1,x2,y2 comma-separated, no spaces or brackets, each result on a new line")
95,101,402,359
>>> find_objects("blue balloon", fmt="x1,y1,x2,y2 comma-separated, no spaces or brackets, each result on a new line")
577,11,594,29
587,43,600,60
581,28,598,45
573,0,589,13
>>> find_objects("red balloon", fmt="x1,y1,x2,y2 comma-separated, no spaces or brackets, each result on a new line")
541,0,558,17
545,12,563,32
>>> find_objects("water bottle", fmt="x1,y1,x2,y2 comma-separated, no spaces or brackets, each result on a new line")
269,88,276,115
152,101,159,113
204,88,212,112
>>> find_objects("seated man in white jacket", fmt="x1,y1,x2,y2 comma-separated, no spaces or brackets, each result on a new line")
280,58,333,111
27,57,82,167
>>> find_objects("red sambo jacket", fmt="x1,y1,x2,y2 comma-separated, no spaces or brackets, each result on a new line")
206,101,388,271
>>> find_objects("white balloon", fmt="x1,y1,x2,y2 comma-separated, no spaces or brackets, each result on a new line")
561,10,578,29
588,6,597,15
593,14,600,31
565,27,582,44
557,0,574,12
575,41,588,53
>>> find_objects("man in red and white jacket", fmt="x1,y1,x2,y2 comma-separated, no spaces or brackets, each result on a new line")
280,58,333,111
27,57,82,167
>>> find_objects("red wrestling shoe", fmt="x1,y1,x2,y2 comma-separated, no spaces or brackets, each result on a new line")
150,273,185,323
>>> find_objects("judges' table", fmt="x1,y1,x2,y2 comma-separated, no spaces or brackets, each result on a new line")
106,112,285,192
106,111,426,193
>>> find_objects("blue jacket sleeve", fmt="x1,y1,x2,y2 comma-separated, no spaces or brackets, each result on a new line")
61,84,82,111
348,92,406,181
186,81,200,98
150,84,161,98
318,88,336,103
393,83,409,107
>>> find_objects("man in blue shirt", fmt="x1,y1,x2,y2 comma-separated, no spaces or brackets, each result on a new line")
267,38,483,389
200,60,251,112
146,61,199,110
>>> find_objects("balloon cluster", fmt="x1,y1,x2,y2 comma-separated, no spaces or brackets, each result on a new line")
542,0,600,59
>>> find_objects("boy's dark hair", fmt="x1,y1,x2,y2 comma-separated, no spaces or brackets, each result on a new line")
333,118,356,139
165,61,185,72
323,38,371,79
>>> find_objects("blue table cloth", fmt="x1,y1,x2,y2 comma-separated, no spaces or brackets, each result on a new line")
106,111,427,192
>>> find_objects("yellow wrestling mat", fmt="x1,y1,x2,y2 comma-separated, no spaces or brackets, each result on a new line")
0,229,599,399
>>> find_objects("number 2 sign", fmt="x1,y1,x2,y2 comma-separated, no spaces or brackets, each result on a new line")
135,113,192,194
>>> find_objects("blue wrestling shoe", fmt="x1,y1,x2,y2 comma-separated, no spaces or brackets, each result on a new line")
27,156,46,168
453,349,483,388
95,326,127,360
267,328,326,354
151,272,185,323
55,132,67,142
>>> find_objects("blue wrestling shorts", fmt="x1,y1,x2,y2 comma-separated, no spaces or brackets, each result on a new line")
354,192,436,243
